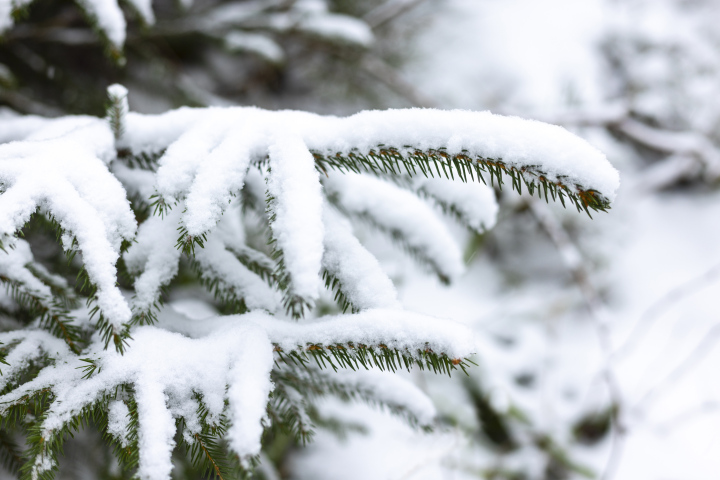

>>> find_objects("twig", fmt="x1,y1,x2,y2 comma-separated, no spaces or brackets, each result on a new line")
634,323,720,411
359,55,438,108
528,199,625,480
364,0,427,29
653,400,720,433
612,262,720,361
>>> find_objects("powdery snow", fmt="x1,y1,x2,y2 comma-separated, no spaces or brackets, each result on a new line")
0,117,136,328
325,172,465,283
266,134,325,301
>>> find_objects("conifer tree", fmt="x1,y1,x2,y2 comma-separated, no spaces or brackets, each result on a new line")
0,1,621,479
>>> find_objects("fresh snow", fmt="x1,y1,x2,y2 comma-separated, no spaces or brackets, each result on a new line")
0,117,136,328
266,134,325,301
325,172,465,282
0,96,621,479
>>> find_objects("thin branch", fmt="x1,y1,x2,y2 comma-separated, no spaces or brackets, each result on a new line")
529,105,720,183
634,323,720,412
528,199,625,480
612,261,720,361
364,0,427,30
359,55,438,108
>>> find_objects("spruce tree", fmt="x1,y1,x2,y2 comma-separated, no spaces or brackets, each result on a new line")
0,1,620,478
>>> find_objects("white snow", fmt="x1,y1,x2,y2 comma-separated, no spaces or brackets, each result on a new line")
416,177,498,232
325,172,464,283
0,117,136,328
0,324,275,480
124,208,183,313
322,205,401,310
266,134,325,301
157,309,477,362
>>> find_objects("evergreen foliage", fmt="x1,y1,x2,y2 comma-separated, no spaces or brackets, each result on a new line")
0,2,620,479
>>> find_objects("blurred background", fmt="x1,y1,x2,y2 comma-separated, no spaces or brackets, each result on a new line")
3,0,720,478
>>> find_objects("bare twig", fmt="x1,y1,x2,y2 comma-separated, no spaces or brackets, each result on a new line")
612,262,720,361
528,199,625,480
359,55,438,108
634,323,720,411
364,0,427,29
653,400,720,433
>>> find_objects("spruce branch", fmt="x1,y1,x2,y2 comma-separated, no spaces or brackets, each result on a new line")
313,147,610,216
106,84,128,142
273,341,474,376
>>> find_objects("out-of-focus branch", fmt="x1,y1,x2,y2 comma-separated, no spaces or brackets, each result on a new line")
613,262,720,361
635,323,720,412
364,0,427,29
359,55,438,108
654,400,720,433
528,104,720,185
528,199,625,480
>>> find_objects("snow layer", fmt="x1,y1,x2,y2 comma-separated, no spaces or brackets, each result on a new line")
122,106,619,203
325,172,464,282
159,309,478,361
267,134,325,301
322,206,400,310
0,117,136,327
0,324,275,480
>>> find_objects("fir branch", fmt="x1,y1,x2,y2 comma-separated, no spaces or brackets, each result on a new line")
326,201,453,284
0,276,82,354
267,388,314,445
106,85,128,141
189,259,249,315
233,247,278,287
416,185,493,234
116,149,164,171
0,428,22,475
321,270,356,314
273,342,474,376
312,147,610,216
273,364,432,429
265,193,313,319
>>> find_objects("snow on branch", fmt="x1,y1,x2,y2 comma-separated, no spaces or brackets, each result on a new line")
158,309,478,375
0,116,136,350
0,90,618,479
0,324,274,480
